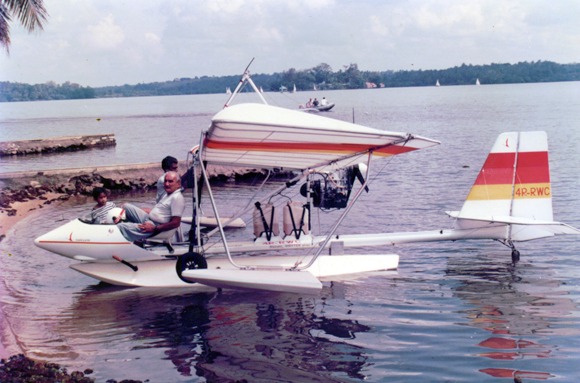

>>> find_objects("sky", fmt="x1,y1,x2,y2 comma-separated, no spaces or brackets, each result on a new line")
1,0,579,87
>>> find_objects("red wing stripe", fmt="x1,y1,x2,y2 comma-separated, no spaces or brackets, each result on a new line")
204,139,418,156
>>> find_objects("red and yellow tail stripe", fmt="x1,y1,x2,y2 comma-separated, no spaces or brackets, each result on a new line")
457,131,555,226
467,151,551,201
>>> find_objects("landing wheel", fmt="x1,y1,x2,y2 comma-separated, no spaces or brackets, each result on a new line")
511,248,520,263
176,252,207,283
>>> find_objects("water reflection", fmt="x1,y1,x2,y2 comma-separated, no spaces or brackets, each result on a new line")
446,253,575,381
61,285,371,382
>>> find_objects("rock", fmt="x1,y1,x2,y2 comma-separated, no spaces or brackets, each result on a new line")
0,163,294,214
0,354,143,383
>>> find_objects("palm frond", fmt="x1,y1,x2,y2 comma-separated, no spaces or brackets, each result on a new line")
0,3,12,50
4,0,47,31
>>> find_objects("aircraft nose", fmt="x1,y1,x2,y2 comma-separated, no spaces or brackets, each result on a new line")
34,231,54,250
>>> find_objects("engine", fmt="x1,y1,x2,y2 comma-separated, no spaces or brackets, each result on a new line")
300,165,367,210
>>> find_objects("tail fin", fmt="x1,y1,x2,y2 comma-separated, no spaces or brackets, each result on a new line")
446,131,579,241
459,131,553,222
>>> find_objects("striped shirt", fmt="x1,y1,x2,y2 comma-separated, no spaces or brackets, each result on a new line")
91,201,116,223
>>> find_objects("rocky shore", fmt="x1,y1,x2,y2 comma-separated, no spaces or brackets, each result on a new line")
0,164,166,380
0,162,160,242
0,162,287,241
0,161,288,381
0,354,143,383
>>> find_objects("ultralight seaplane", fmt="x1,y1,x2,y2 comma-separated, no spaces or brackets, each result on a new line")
34,68,579,294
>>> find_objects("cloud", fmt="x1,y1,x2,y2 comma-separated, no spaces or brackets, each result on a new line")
85,14,125,50
145,32,161,45
204,0,246,13
415,3,485,31
369,15,389,37
1,0,579,87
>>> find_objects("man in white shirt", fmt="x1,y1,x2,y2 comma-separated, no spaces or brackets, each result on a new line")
156,156,179,203
118,171,185,242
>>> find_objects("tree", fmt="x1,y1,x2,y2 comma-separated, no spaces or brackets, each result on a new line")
0,0,48,52
337,63,364,89
311,63,333,86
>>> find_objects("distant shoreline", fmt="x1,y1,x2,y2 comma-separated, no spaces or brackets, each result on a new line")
2,60,579,102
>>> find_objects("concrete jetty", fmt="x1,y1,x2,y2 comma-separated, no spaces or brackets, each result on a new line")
0,134,116,156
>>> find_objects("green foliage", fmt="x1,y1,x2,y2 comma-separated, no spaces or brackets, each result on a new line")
1,61,579,102
0,81,95,101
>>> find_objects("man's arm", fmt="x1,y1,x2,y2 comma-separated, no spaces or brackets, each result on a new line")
139,216,181,235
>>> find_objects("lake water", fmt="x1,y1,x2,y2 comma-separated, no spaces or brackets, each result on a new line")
1,82,580,382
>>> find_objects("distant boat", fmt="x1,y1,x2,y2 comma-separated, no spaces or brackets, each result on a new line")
312,102,335,112
476,78,481,86
300,98,335,113
279,85,287,93
292,84,297,93
313,84,318,91
260,86,264,93
435,80,440,87
226,87,232,94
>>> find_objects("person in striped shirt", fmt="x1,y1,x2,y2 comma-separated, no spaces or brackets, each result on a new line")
90,187,116,224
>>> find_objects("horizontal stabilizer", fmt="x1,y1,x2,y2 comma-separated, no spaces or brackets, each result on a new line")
447,211,580,234
182,268,323,294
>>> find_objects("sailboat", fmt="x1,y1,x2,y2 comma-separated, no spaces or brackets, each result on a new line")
226,87,232,94
476,78,481,86
292,84,297,93
435,80,441,87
